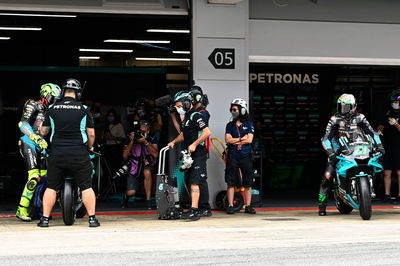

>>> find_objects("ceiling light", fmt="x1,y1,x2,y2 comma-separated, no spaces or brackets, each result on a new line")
0,27,41,31
172,51,190,54
136,57,190,61
147,29,190,33
0,37,10,40
79,56,100,60
248,55,400,65
104,39,170,44
79,48,133,53
0,12,76,18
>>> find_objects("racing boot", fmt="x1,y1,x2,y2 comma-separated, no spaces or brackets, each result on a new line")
16,206,32,222
318,194,327,216
16,170,40,221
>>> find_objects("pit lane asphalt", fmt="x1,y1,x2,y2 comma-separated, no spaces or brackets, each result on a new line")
1,207,400,265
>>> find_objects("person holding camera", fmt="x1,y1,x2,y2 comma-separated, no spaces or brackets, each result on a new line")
38,78,100,227
121,120,158,209
377,90,400,203
225,98,256,215
168,92,212,221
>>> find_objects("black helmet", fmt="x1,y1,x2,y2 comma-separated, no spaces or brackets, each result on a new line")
63,78,82,99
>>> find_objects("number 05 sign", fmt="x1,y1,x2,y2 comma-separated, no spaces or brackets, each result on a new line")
208,48,235,69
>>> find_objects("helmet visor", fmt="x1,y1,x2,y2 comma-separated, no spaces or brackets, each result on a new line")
338,103,352,114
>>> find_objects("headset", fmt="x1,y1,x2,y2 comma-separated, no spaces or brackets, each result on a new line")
174,91,193,111
230,98,248,116
183,96,192,111
190,85,209,107
190,85,203,104
62,78,84,100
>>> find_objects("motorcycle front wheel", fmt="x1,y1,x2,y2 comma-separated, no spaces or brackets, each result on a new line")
358,177,372,220
61,179,76,225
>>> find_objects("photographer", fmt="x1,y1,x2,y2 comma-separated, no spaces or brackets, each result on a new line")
121,120,158,209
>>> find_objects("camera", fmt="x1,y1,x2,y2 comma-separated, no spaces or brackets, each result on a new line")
134,129,145,140
131,120,149,140
112,161,131,179
180,150,194,172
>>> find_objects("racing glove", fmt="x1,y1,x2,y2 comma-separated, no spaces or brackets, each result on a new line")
29,134,48,149
326,149,336,161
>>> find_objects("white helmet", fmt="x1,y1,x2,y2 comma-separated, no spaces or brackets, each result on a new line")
231,98,248,115
337,93,357,116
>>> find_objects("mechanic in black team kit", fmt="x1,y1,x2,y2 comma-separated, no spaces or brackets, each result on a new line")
168,92,212,221
38,78,100,227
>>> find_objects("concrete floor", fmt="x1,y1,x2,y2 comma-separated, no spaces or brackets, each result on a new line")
1,207,400,265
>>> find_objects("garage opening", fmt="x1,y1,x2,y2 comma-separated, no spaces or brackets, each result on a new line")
250,63,399,203
0,11,190,206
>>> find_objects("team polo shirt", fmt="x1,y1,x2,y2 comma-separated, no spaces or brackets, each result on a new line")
43,97,94,155
182,108,208,157
225,120,254,159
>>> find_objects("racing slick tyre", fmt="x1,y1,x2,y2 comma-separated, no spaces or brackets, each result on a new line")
358,177,372,220
61,179,75,225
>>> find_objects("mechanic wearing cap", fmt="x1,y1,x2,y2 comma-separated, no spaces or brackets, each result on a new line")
38,78,100,227
168,92,212,221
377,89,400,203
225,98,256,215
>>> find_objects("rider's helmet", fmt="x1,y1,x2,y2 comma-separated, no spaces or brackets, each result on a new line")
337,93,357,116
174,91,192,111
230,98,248,115
63,78,82,100
40,83,62,107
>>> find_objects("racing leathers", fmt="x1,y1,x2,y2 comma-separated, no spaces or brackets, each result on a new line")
16,99,48,221
318,112,384,214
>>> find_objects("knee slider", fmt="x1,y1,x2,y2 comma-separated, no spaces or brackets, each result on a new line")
26,178,39,191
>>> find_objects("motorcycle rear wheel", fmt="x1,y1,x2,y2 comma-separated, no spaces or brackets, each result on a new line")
61,179,76,225
358,177,372,220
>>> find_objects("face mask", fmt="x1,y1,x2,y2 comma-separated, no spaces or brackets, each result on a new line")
138,110,146,117
107,117,115,123
231,111,239,120
392,102,400,110
177,107,186,115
